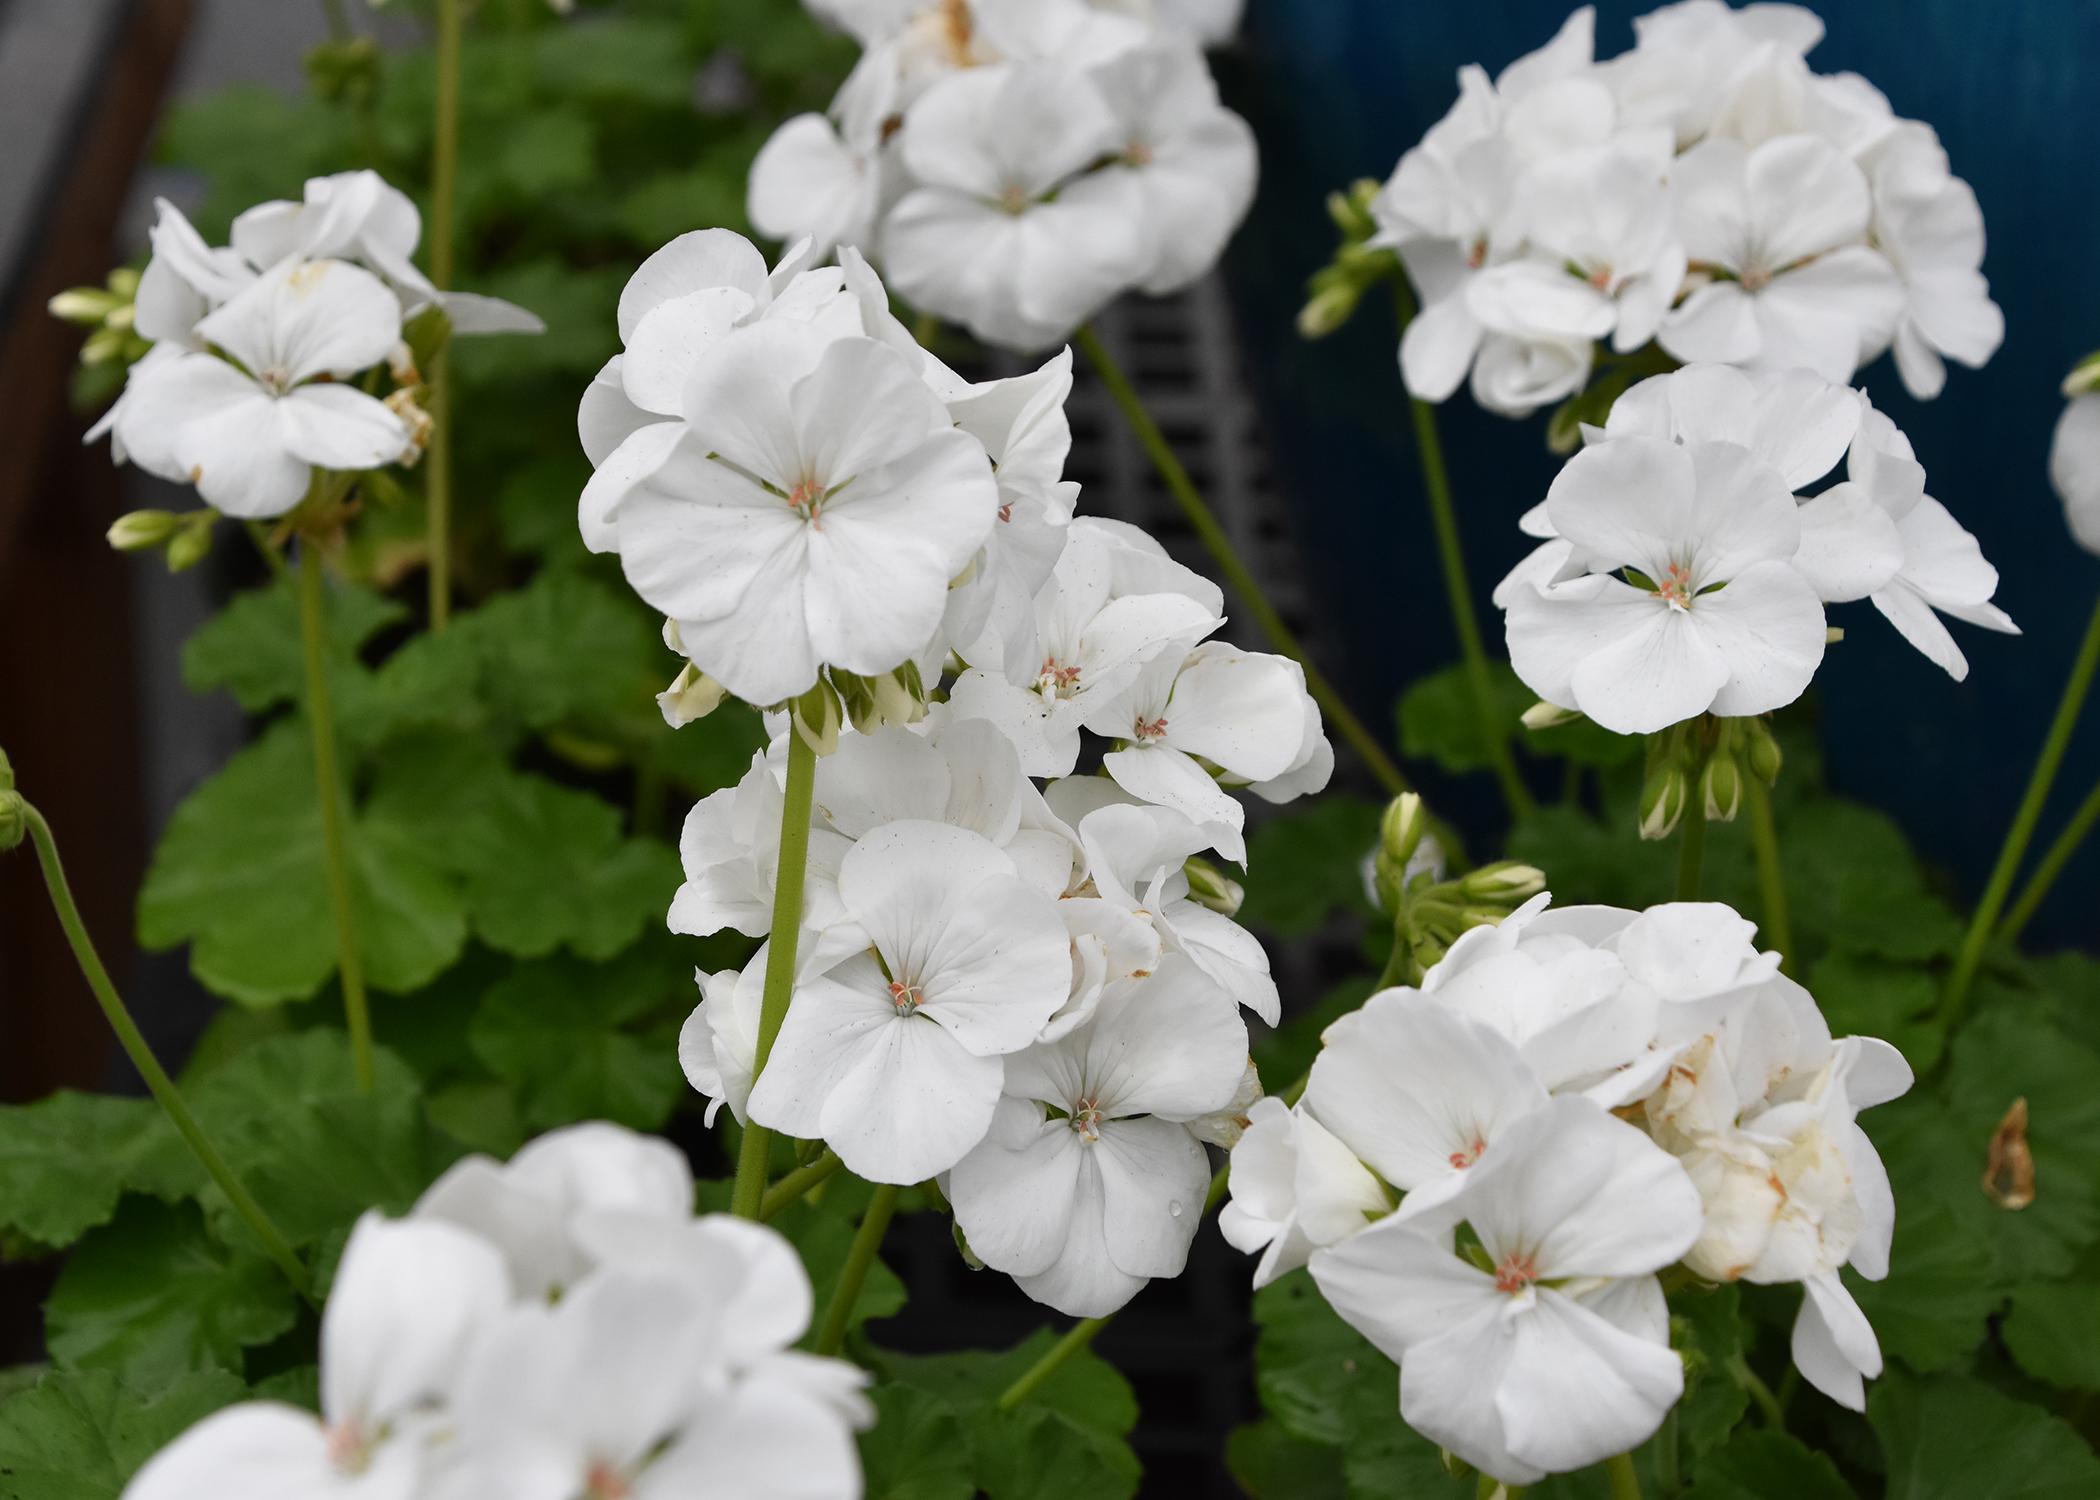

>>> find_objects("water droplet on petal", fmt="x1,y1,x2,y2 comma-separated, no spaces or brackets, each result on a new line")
1168,1201,1184,1218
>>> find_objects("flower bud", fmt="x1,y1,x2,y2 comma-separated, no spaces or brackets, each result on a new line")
1521,699,1582,731
0,791,24,854
2063,349,2100,398
164,514,216,573
1379,793,1426,871
1639,762,1689,841
1741,719,1782,785
1183,856,1245,918
48,287,121,326
1326,180,1381,242
1297,278,1364,340
1700,753,1742,822
657,663,727,729
790,680,841,756
105,510,182,552
1458,861,1546,905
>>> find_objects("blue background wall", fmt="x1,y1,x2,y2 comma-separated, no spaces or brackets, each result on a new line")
1223,0,2100,948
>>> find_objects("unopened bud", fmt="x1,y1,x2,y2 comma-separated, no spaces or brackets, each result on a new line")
2064,350,2100,398
658,663,727,728
790,680,841,756
81,326,130,365
165,514,215,573
106,509,182,552
1700,754,1742,822
0,791,24,853
1459,861,1546,905
1297,279,1364,340
1742,720,1782,784
1639,763,1689,841
1184,857,1245,918
388,340,422,388
1521,700,1583,731
1326,180,1380,241
48,288,121,326
1380,793,1427,870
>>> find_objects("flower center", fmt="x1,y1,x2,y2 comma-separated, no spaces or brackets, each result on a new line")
1653,561,1696,610
1587,264,1614,291
997,501,1013,523
1739,263,1773,293
1037,656,1082,697
1126,141,1154,167
1447,1136,1487,1171
998,183,1029,216
1133,714,1169,741
888,979,924,1016
1070,1096,1105,1142
324,1421,373,1475
1493,1252,1539,1295
586,1461,634,1500
787,479,828,519
1466,236,1489,271
257,365,294,397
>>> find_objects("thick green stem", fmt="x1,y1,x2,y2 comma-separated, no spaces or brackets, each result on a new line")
1727,1352,1788,1430
813,1183,900,1356
1392,283,1535,821
997,1317,1108,1410
729,727,819,1218
761,1148,844,1220
1745,777,1792,973
2000,773,2100,946
1605,1451,1641,1500
1075,325,1410,801
1943,591,2100,1027
297,542,375,1092
19,806,311,1298
1675,807,1708,902
425,0,463,631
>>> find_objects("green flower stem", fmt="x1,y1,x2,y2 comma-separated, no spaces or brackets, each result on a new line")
812,1183,900,1356
18,803,312,1300
996,1316,1108,1410
1745,777,1793,973
728,726,819,1219
297,541,376,1092
2000,772,2100,946
1074,324,1412,802
1727,1352,1787,1430
1943,590,2100,1027
1391,282,1536,822
1605,1452,1641,1500
760,1148,844,1221
425,0,463,632
1675,806,1708,902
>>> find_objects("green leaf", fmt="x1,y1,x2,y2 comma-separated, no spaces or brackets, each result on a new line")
137,724,469,1006
532,18,696,107
1805,955,1948,1074
1239,796,1379,937
1778,803,1961,964
175,1032,437,1248
470,949,688,1131
0,1368,249,1500
859,1384,977,1500
0,1094,184,1249
1670,1284,1750,1456
364,739,678,963
1397,661,1534,775
1945,1011,2100,1279
1683,1430,1855,1500
1870,1369,2100,1499
44,1199,299,1388
1226,1419,1348,1500
2003,1268,2100,1391
182,575,405,718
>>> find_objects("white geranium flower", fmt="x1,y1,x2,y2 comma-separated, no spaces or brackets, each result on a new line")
949,956,1248,1315
1082,40,1257,295
669,749,854,946
232,169,542,334
413,1122,695,1301
884,62,1150,351
1310,1097,1703,1486
1220,1097,1388,1288
108,258,411,518
747,821,1071,1183
1085,643,1319,863
1307,990,1550,1219
682,959,767,1128
612,321,998,705
122,1215,510,1500
1508,140,1687,354
1868,125,2002,400
1660,134,1901,382
1504,432,1826,733
2051,390,2100,557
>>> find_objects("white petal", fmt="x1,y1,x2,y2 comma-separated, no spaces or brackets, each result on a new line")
276,385,409,472
617,229,768,341
1793,483,1906,602
322,1213,511,1427
1493,1288,1685,1476
1695,559,1828,717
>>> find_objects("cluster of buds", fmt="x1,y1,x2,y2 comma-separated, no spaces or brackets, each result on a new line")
48,270,149,373
105,509,220,574
1639,715,1782,841
1297,180,1400,340
1372,793,1544,981
776,664,933,757
0,747,24,854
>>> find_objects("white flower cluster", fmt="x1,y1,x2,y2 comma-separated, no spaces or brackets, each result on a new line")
1223,895,1910,1485
123,1123,868,1500
87,171,540,519
1496,362,2014,733
1376,1,2002,417
584,228,1330,1318
746,0,1256,351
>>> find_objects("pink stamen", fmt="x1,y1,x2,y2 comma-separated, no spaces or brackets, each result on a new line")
1134,715,1169,741
1039,657,1082,692
586,1461,633,1500
1493,1252,1539,1295
1447,1137,1487,1170
1071,1096,1105,1142
1653,561,1696,609
888,979,923,1015
324,1422,370,1473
